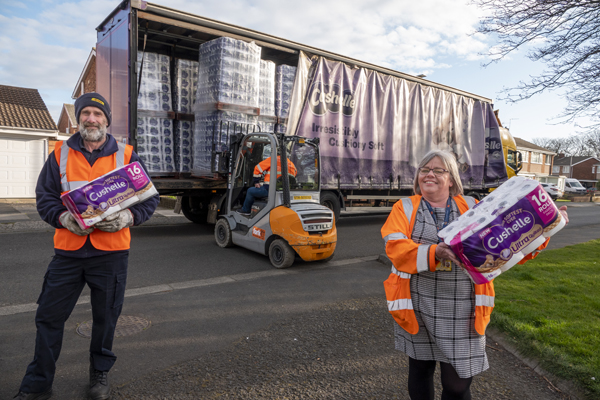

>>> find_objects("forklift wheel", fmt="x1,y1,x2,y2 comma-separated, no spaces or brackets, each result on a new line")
215,219,233,248
268,239,295,269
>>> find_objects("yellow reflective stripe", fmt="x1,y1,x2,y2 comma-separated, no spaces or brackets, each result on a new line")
416,244,431,273
391,267,411,280
383,232,407,244
476,294,495,307
387,299,414,311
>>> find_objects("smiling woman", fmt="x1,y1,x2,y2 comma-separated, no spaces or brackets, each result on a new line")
382,149,489,400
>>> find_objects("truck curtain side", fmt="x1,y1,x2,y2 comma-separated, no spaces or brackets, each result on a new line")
96,1,509,221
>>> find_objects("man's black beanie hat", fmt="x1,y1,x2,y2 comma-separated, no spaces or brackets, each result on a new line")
74,92,112,127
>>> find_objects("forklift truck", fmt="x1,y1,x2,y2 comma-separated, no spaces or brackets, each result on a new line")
214,129,337,268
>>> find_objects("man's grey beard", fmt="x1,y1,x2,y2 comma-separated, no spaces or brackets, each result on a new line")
79,122,107,142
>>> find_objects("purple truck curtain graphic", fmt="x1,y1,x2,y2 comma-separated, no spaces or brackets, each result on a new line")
294,57,507,190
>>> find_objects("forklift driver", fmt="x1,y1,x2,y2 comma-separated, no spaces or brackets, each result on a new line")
236,155,297,216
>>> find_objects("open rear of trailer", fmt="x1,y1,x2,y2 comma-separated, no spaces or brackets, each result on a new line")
96,0,509,221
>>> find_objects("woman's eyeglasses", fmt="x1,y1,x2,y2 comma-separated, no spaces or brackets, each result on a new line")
418,167,449,176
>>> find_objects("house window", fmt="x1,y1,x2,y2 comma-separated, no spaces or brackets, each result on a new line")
545,154,551,165
531,152,542,164
563,166,570,173
593,166,596,174
552,166,560,174
522,151,529,162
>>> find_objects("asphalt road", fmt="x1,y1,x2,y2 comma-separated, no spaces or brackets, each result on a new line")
0,205,598,399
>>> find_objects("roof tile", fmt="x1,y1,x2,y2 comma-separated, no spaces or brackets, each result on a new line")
0,85,57,130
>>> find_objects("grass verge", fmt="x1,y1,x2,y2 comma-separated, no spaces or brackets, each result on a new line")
491,239,600,399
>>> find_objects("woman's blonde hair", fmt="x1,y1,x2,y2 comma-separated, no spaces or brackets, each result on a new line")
413,150,464,197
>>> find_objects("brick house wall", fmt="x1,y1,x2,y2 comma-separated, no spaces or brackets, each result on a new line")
514,137,555,178
553,157,600,188
82,60,96,96
56,108,77,135
519,150,553,175
572,159,599,181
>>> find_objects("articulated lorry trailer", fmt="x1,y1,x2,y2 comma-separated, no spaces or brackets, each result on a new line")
96,0,522,222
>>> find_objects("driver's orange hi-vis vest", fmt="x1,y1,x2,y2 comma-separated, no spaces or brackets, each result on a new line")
253,156,297,184
53,141,133,251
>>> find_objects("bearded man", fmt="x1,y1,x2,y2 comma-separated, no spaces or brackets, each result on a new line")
14,93,159,400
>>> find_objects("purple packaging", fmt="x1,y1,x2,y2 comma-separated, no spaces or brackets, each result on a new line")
60,162,158,230
439,180,565,284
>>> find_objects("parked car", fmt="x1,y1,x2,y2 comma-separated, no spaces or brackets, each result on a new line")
541,183,562,200
564,178,587,195
587,187,598,194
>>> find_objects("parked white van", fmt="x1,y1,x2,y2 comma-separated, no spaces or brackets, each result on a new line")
564,178,587,195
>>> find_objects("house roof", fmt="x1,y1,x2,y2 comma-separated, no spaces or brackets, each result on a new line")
0,85,57,131
514,137,554,154
57,103,76,135
553,156,600,166
64,103,76,124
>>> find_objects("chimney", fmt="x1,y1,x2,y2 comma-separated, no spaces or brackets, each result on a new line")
557,153,565,159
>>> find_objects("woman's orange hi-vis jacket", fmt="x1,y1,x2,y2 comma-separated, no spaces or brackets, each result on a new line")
381,195,548,335
53,140,133,251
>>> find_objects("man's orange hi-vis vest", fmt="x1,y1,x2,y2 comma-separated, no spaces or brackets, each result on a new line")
381,195,548,336
54,141,133,251
253,156,297,184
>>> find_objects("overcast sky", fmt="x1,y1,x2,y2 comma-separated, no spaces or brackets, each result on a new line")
0,0,585,142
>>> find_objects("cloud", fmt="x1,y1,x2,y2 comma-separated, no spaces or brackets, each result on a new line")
0,0,492,121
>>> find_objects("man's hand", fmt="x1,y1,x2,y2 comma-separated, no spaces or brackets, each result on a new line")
95,210,134,232
59,212,94,236
255,183,261,188
435,242,463,266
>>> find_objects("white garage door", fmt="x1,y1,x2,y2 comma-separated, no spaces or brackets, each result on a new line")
0,135,46,198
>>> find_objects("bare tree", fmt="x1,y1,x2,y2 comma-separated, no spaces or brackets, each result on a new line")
533,131,600,157
474,1,600,131
580,130,600,158
532,137,570,155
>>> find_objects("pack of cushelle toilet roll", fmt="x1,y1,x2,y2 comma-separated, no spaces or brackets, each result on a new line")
438,177,566,284
60,162,158,230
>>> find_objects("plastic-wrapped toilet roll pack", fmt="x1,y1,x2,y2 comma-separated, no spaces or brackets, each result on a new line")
60,162,158,230
438,177,566,284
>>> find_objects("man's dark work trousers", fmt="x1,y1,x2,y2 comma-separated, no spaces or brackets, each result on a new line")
19,252,129,393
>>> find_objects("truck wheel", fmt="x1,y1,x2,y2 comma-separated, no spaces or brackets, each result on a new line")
320,191,341,221
466,192,481,201
181,196,209,224
268,239,295,269
214,218,233,248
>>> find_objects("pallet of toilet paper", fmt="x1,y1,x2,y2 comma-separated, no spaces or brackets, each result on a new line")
60,162,158,230
438,177,566,284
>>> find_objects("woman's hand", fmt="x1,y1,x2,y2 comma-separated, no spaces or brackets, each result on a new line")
558,205,569,225
435,242,463,266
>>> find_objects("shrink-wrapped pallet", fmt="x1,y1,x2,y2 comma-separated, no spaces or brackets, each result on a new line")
193,37,261,175
275,64,296,133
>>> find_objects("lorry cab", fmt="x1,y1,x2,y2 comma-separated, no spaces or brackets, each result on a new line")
215,131,337,268
500,127,522,178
